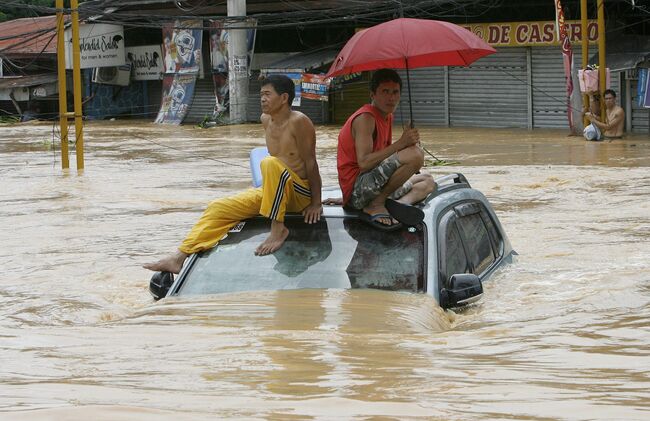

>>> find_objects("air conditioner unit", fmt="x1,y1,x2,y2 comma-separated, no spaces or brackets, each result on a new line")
92,64,131,86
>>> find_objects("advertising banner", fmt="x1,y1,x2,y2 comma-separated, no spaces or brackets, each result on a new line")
65,23,125,69
162,20,203,75
638,68,648,107
208,20,257,74
286,72,302,107
212,73,229,119
155,74,197,124
301,74,332,101
126,45,164,80
644,70,650,109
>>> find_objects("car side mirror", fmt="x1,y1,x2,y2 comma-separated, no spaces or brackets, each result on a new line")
149,271,174,301
439,273,483,309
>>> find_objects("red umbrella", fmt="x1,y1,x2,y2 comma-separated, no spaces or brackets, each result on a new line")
325,18,496,123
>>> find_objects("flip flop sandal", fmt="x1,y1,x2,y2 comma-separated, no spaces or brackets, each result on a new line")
385,199,424,226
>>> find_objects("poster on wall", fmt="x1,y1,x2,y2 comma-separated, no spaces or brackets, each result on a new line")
212,73,229,119
208,20,257,74
126,45,164,80
155,74,197,124
301,74,331,101
65,23,126,69
162,20,203,75
638,68,648,108
644,69,650,109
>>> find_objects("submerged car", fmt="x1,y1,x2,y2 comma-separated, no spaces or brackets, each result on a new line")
150,173,515,309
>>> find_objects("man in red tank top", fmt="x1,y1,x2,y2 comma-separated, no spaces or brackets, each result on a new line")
337,69,436,228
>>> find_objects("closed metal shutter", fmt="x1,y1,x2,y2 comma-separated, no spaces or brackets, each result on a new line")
394,67,445,127
248,77,262,122
531,46,619,129
185,76,217,124
448,47,528,128
247,77,329,124
331,81,369,124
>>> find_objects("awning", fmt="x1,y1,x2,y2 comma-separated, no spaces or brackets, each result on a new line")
589,35,650,72
0,74,59,90
261,48,338,73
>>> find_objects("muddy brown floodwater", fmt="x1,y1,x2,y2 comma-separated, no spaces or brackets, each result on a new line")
1,120,649,420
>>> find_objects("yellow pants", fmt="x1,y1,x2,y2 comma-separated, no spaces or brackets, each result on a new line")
179,156,312,254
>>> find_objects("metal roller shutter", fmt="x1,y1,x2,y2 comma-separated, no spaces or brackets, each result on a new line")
248,77,262,122
394,67,445,127
449,47,528,128
531,46,619,129
331,81,369,124
184,76,217,124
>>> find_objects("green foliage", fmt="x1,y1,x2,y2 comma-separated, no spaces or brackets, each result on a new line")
0,1,89,22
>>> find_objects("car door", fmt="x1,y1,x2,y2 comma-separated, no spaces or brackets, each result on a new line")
437,200,504,290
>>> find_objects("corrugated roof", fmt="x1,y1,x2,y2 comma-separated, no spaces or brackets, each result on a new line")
261,48,338,72
589,35,650,72
0,16,64,57
0,73,58,89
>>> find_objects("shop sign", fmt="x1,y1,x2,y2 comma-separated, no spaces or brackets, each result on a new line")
126,45,164,80
301,74,331,101
460,20,598,47
65,23,126,69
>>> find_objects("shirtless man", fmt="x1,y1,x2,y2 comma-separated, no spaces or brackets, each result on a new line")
584,89,625,141
144,75,322,274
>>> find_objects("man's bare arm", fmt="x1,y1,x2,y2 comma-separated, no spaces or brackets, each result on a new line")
352,114,419,172
295,114,322,223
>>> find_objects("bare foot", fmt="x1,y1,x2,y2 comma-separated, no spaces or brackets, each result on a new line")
143,250,188,274
255,220,289,256
363,204,398,226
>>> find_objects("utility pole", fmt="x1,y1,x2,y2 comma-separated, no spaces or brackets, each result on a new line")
580,0,589,127
71,0,84,170
227,0,248,123
55,0,69,170
55,0,84,171
597,0,607,122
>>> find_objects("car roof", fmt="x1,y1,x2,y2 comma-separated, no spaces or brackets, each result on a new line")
320,173,475,219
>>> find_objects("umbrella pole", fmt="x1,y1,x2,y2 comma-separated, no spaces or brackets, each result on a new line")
405,59,443,164
405,59,414,127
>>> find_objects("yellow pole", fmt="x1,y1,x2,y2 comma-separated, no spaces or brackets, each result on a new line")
55,0,69,170
70,0,84,171
597,0,607,122
581,0,589,127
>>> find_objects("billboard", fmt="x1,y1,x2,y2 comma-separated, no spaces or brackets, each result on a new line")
155,74,197,124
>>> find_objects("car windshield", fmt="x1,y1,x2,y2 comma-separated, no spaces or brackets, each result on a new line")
176,216,425,296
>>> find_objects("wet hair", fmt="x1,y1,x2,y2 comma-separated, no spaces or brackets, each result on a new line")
370,68,402,93
603,89,617,98
260,74,295,105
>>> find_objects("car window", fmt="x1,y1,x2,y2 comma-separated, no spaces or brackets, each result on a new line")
456,212,495,274
176,217,424,296
439,200,502,281
439,213,470,282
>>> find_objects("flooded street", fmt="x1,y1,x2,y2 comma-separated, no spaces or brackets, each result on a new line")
1,120,649,420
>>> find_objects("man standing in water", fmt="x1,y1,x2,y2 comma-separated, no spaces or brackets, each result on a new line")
337,68,436,229
584,89,625,141
145,75,322,274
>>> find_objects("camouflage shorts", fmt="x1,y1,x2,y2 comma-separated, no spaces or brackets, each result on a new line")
349,153,413,210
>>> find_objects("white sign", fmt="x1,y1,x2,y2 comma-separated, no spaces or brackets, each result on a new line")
126,45,164,80
65,23,126,69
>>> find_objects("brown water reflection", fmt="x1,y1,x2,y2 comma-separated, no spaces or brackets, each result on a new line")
1,121,649,420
